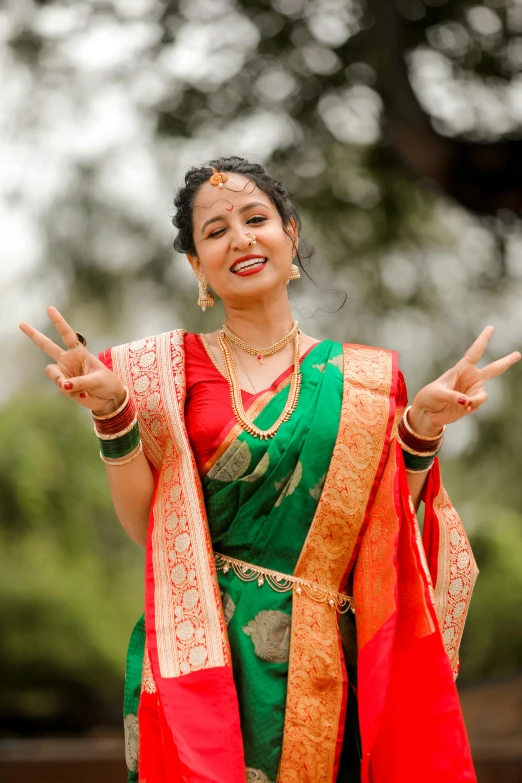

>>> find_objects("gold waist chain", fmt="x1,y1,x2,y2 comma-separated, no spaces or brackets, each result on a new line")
214,552,355,614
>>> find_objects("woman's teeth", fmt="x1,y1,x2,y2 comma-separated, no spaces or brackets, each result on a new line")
232,258,267,272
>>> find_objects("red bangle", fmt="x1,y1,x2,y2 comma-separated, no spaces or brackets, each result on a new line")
398,410,444,454
93,389,136,436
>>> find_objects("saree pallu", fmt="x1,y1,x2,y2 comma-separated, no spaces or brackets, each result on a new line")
101,331,479,783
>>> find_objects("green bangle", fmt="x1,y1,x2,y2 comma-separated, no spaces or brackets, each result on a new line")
98,422,141,459
402,451,437,472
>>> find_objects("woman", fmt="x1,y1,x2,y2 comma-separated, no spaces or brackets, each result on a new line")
20,157,520,783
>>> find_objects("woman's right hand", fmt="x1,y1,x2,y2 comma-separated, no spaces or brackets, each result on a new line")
19,306,126,417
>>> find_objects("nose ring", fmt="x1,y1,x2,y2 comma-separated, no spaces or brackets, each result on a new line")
245,232,257,247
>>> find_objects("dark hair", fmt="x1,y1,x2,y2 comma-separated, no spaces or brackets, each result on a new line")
172,156,302,258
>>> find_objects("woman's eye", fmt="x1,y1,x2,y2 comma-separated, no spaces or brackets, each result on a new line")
247,216,266,224
208,228,226,238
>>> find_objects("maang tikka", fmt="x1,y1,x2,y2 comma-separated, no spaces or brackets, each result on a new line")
198,278,215,311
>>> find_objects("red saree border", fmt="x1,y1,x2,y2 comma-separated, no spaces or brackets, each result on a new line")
277,344,395,783
423,463,479,678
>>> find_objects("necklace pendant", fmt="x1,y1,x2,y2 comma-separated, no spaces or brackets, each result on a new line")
256,354,263,364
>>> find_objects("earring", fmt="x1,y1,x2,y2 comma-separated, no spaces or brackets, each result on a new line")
286,264,301,284
198,278,215,311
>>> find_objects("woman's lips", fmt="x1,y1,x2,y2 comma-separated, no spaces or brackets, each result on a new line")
232,259,268,276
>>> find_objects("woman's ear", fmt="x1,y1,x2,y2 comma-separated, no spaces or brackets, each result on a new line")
186,253,203,279
286,218,299,256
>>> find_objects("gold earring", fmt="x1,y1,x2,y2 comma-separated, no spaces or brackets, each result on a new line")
197,278,215,311
287,263,300,283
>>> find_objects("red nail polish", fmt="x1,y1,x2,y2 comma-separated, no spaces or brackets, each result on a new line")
80,392,87,398
64,381,73,390
458,397,467,405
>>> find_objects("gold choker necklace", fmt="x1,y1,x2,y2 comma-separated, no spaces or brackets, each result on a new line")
221,321,298,364
218,329,302,440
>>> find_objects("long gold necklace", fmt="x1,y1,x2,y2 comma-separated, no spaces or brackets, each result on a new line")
217,329,302,440
221,320,298,364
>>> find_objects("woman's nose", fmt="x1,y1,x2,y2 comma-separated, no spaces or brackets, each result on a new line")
231,230,256,250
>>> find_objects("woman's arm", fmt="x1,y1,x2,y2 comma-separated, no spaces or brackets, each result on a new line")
103,446,154,548
20,306,154,547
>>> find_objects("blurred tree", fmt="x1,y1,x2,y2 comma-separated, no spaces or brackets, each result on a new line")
2,0,522,734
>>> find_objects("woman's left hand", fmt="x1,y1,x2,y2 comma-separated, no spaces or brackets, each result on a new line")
409,325,521,438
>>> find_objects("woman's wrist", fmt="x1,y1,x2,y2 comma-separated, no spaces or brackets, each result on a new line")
407,401,444,439
92,390,127,418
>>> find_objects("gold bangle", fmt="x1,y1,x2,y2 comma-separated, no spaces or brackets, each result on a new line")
92,387,130,421
397,433,442,458
100,440,143,466
405,463,433,474
403,405,444,442
94,417,138,440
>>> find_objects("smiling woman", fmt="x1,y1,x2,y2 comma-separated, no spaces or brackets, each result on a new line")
19,156,520,783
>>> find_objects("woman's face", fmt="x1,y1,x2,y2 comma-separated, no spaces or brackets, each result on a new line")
187,173,297,306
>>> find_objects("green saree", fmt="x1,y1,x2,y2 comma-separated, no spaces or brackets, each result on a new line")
124,340,359,781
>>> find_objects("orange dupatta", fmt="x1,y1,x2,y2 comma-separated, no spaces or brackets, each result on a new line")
277,344,478,783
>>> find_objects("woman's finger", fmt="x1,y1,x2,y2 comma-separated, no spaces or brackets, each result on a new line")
481,351,521,381
58,372,104,394
19,321,64,362
47,305,85,351
45,363,67,389
431,385,470,408
466,389,488,410
457,325,495,369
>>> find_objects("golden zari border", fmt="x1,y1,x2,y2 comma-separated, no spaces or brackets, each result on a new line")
277,345,394,783
112,330,229,678
432,484,479,678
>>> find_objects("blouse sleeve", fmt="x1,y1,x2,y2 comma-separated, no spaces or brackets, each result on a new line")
98,348,113,371
397,368,408,408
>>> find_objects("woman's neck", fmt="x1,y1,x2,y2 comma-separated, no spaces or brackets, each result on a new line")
221,294,294,348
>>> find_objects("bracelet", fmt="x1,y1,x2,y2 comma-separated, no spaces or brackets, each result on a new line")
398,416,443,454
94,416,138,441
92,388,130,421
403,405,444,442
100,440,143,466
98,422,141,459
397,433,442,459
405,463,433,474
402,451,437,472
95,407,136,435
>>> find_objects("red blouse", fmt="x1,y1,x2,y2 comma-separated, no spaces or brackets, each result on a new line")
184,333,324,473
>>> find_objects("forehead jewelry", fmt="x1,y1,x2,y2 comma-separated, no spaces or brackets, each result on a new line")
245,232,257,246
209,167,228,189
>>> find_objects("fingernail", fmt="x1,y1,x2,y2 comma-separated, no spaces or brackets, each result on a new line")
80,392,87,398
64,381,73,390
458,397,467,405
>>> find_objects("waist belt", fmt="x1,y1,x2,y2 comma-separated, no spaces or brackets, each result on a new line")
214,552,355,614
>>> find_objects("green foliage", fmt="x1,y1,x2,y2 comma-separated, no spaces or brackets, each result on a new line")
0,392,143,734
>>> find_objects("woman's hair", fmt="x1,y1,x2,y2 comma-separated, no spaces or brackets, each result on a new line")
172,156,302,257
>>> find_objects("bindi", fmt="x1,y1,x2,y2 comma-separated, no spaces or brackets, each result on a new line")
225,205,234,212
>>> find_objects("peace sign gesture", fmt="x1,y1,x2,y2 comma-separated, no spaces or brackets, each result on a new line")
19,306,126,417
409,326,521,437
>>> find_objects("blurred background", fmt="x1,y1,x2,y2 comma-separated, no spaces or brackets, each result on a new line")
1,0,522,780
